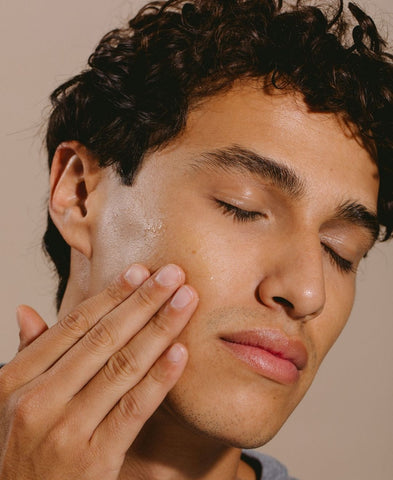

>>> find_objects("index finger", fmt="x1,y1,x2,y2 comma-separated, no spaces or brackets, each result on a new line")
2,264,150,392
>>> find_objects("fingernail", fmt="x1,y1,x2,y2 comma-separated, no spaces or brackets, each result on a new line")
166,343,186,363
124,264,149,286
170,286,193,309
155,264,182,287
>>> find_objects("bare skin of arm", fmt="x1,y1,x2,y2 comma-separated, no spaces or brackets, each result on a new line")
0,263,198,480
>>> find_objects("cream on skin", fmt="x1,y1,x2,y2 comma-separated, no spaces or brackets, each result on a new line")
55,82,379,480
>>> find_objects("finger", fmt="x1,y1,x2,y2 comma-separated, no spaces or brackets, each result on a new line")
41,264,186,401
69,284,197,430
5,264,150,391
91,343,188,456
17,305,49,352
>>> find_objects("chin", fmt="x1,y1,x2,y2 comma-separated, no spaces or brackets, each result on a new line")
163,378,299,449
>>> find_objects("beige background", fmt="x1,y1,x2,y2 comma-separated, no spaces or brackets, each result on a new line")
1,1,392,479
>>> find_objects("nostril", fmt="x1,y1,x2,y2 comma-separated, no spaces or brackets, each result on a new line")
272,296,294,310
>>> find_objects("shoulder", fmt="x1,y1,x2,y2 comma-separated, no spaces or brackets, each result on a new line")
241,449,299,480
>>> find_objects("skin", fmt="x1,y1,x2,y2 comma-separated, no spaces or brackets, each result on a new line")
3,82,379,480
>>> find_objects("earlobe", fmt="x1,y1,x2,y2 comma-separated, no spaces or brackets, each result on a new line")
49,142,101,259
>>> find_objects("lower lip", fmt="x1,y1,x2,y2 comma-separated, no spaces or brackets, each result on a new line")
221,340,300,385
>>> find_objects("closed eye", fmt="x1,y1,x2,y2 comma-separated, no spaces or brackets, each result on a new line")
216,199,356,274
322,244,355,274
215,199,263,222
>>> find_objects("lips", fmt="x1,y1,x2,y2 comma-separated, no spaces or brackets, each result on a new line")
220,329,308,385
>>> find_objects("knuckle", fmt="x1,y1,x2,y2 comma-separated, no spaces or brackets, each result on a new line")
105,278,128,304
10,390,39,427
118,392,144,421
149,312,172,338
45,416,91,466
59,307,91,339
82,320,118,353
46,421,73,457
134,284,156,309
104,349,139,383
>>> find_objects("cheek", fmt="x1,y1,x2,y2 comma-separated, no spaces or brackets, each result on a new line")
89,201,236,297
88,198,171,293
161,219,258,311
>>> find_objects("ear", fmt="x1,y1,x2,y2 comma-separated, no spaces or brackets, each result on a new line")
49,141,103,259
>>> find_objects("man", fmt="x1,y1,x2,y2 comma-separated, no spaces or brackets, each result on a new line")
0,0,392,479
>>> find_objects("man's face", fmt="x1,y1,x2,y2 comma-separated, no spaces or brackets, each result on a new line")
85,83,379,447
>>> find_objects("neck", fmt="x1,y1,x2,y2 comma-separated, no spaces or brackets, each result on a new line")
58,250,91,319
119,405,255,480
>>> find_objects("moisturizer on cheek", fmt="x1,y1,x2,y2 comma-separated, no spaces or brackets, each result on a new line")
90,178,169,284
142,218,164,236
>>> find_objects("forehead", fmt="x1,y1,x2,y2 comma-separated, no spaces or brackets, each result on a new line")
162,82,379,212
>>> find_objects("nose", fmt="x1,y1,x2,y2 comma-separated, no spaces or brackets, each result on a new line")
257,236,326,321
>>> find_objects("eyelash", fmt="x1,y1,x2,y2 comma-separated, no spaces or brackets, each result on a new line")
215,199,263,222
216,199,355,274
322,244,355,274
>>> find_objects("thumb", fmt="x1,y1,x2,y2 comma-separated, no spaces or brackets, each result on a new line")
17,305,49,352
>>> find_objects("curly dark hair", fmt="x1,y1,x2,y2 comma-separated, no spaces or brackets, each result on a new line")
44,0,393,309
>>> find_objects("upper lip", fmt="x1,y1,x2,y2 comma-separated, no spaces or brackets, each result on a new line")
220,329,308,370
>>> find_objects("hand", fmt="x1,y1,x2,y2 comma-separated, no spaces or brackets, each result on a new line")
0,264,198,480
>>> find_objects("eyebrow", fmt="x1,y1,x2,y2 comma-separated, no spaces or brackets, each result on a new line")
190,144,380,246
335,201,380,247
191,144,305,198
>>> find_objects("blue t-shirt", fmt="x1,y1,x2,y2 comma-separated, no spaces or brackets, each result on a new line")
242,450,299,480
